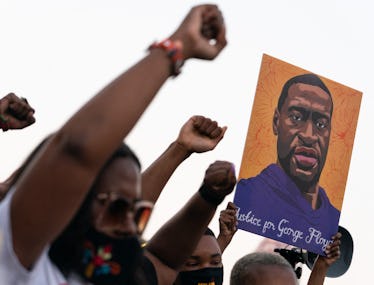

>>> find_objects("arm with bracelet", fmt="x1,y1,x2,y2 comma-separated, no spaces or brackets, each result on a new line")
3,3,227,283
145,160,236,284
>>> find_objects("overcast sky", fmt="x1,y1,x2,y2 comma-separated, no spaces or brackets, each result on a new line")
1,1,372,284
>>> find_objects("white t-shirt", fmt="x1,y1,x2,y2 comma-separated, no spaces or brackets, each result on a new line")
0,192,69,285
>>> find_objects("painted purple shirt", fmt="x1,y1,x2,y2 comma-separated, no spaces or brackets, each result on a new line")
234,164,340,255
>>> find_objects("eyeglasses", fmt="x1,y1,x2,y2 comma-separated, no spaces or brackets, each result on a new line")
95,192,154,235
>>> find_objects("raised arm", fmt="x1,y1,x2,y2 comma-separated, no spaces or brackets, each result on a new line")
145,160,236,284
0,93,35,131
0,93,35,199
141,115,227,203
307,232,342,285
217,201,238,253
10,4,227,269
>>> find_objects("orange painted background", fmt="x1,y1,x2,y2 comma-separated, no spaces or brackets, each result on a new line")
238,54,362,211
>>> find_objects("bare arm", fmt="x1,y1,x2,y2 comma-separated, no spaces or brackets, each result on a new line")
145,160,236,284
307,232,342,285
217,201,238,253
141,115,227,203
0,171,16,201
10,4,227,269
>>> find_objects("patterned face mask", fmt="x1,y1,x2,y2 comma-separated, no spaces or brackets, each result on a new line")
177,267,224,285
77,228,143,285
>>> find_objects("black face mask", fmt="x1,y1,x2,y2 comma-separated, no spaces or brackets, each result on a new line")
77,228,143,285
177,267,224,285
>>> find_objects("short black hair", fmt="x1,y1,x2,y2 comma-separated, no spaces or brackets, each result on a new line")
230,252,296,285
204,227,216,237
277,73,332,112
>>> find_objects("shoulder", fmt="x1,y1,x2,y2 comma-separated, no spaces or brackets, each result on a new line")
237,164,275,186
1,193,66,285
318,187,341,216
143,250,176,285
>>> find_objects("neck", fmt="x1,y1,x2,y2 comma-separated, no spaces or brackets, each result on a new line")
300,187,320,210
275,162,321,209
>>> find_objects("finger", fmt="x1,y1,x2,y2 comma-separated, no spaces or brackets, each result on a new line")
220,210,236,220
9,98,34,118
20,97,29,104
0,94,11,113
0,115,9,131
334,232,342,239
327,249,341,259
26,111,36,124
198,117,214,133
202,7,226,47
192,115,204,128
227,201,238,210
9,103,29,119
219,216,231,224
209,125,224,139
205,121,219,136
222,209,237,217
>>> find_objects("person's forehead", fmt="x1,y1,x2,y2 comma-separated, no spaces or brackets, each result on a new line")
192,235,221,256
287,83,331,103
284,83,332,113
95,157,141,198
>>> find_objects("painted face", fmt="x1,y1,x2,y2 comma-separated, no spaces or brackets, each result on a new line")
244,264,298,285
273,83,332,185
90,157,141,239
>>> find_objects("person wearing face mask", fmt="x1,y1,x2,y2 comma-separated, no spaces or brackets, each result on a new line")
0,114,231,285
174,228,224,285
229,232,342,285
174,202,238,285
0,113,229,284
0,4,229,285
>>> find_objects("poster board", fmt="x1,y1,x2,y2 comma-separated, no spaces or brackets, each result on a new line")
234,54,362,255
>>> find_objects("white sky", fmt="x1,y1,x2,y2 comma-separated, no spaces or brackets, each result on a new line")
1,0,372,284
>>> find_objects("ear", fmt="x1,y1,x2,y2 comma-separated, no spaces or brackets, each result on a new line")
273,108,279,135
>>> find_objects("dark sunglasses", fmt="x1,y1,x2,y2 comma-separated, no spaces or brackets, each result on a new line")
95,192,154,235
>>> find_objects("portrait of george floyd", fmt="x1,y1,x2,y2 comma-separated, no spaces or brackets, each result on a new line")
234,54,362,255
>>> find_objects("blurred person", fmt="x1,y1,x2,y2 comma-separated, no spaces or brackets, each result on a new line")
174,202,238,285
174,228,224,285
49,150,236,285
230,251,298,285
0,4,228,285
229,232,341,285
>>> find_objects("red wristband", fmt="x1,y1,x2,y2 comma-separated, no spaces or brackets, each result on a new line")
148,39,184,76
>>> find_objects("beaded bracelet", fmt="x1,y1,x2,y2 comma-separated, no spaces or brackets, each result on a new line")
148,39,184,76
